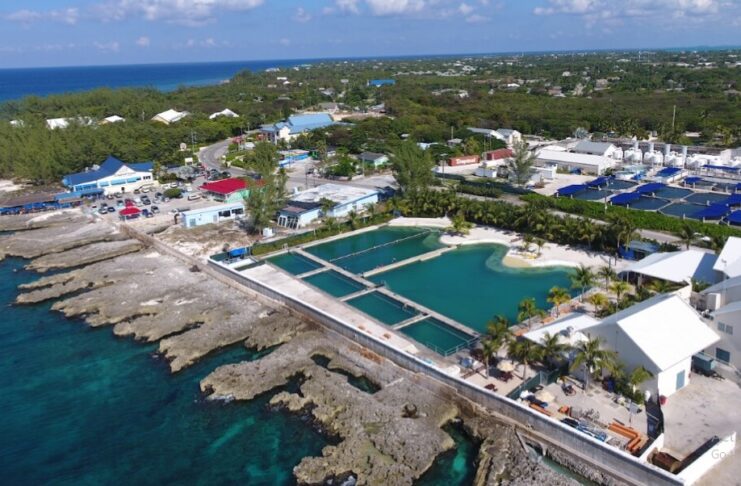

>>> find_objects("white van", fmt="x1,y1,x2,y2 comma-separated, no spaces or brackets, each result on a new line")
187,193,201,201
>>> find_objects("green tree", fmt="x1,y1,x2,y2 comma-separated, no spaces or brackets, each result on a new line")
570,264,595,301
481,338,499,378
508,339,542,380
538,332,569,369
610,280,630,301
628,366,653,395
676,223,697,250
507,140,536,186
587,292,610,316
391,140,435,195
447,211,474,236
547,286,571,316
517,297,545,329
486,315,513,358
570,337,618,392
244,174,286,234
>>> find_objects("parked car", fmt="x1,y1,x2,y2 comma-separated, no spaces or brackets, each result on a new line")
151,206,160,215
561,417,580,429
187,193,201,201
106,206,115,213
98,207,108,215
142,209,151,218
116,200,124,208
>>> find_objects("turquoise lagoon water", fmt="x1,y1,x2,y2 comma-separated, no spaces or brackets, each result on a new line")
306,227,444,274
372,244,574,333
0,256,477,485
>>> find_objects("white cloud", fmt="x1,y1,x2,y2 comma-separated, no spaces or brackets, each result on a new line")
136,36,151,47
96,0,264,26
5,7,79,25
293,7,312,22
279,37,291,46
366,0,425,16
466,13,489,23
93,40,120,52
335,0,361,14
534,0,725,17
458,3,474,15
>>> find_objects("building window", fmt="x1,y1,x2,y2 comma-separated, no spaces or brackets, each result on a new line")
718,323,734,335
219,210,232,218
715,348,731,364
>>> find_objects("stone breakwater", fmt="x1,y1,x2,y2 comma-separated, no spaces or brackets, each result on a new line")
2,210,597,485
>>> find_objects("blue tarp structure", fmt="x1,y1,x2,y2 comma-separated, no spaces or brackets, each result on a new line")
727,211,741,225
656,167,682,177
720,194,741,207
610,192,642,205
635,183,666,195
557,184,587,196
684,176,703,185
586,176,610,188
694,204,730,220
228,247,248,258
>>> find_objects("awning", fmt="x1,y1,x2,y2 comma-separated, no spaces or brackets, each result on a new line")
635,182,666,195
694,204,729,220
610,192,642,205
721,194,741,207
684,176,703,185
727,211,741,225
586,176,610,188
557,184,587,196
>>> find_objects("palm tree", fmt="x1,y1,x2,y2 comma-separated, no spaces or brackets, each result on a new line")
610,280,630,301
570,337,618,392
647,279,674,295
709,234,728,255
576,218,598,249
534,238,546,256
347,210,359,230
508,339,542,380
517,298,545,329
607,215,636,254
628,366,653,395
481,338,499,378
570,264,595,302
676,224,697,250
446,211,474,236
522,234,535,254
587,292,609,315
547,286,571,316
486,315,513,357
598,265,616,291
538,333,569,369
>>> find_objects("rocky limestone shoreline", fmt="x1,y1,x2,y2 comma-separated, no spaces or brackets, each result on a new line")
3,210,611,485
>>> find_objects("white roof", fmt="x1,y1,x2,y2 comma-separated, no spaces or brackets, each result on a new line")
290,183,378,206
46,118,69,130
624,250,718,284
152,109,189,124
209,108,239,120
535,149,613,170
702,274,741,295
103,115,125,124
714,237,741,279
524,313,598,347
713,300,741,318
586,294,719,372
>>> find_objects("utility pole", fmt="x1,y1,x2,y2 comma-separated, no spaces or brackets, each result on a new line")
671,105,676,132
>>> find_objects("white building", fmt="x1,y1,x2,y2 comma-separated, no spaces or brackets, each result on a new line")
584,294,719,398
261,113,335,144
572,140,621,159
621,249,718,287
467,127,522,147
535,149,615,175
152,109,189,125
101,115,125,124
714,236,741,280
209,109,239,120
277,184,378,229
46,117,94,130
62,156,155,195
524,313,599,361
180,203,244,228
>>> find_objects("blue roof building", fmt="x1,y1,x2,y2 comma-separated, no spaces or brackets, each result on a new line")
368,79,396,87
260,113,335,144
62,156,155,195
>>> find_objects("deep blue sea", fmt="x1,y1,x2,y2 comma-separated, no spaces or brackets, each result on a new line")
0,60,311,102
0,255,476,485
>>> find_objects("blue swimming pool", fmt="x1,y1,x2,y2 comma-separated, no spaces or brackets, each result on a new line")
574,189,613,201
629,197,669,211
654,187,694,200
684,192,729,205
660,203,703,219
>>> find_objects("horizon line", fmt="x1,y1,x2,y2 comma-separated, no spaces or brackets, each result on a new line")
1,44,740,71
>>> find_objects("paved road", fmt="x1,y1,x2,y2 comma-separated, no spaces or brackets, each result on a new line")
199,139,242,175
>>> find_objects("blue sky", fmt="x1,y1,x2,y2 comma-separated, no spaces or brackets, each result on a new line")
1,0,740,68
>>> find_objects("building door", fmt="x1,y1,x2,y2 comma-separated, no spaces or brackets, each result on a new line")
716,348,731,364
675,370,685,391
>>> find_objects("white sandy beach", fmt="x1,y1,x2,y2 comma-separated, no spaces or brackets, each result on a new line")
388,217,629,271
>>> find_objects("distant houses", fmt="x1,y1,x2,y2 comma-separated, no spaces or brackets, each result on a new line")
101,115,125,125
152,109,189,125
209,108,239,120
358,152,389,168
260,113,335,144
467,127,522,147
46,117,94,130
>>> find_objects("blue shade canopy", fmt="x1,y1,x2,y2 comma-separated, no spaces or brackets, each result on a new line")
635,183,666,194
694,204,729,220
610,192,642,205
557,184,587,196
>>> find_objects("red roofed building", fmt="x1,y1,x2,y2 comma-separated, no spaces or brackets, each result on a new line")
484,148,514,161
200,178,261,202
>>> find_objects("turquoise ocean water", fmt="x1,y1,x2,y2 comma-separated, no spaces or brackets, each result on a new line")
0,256,476,485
